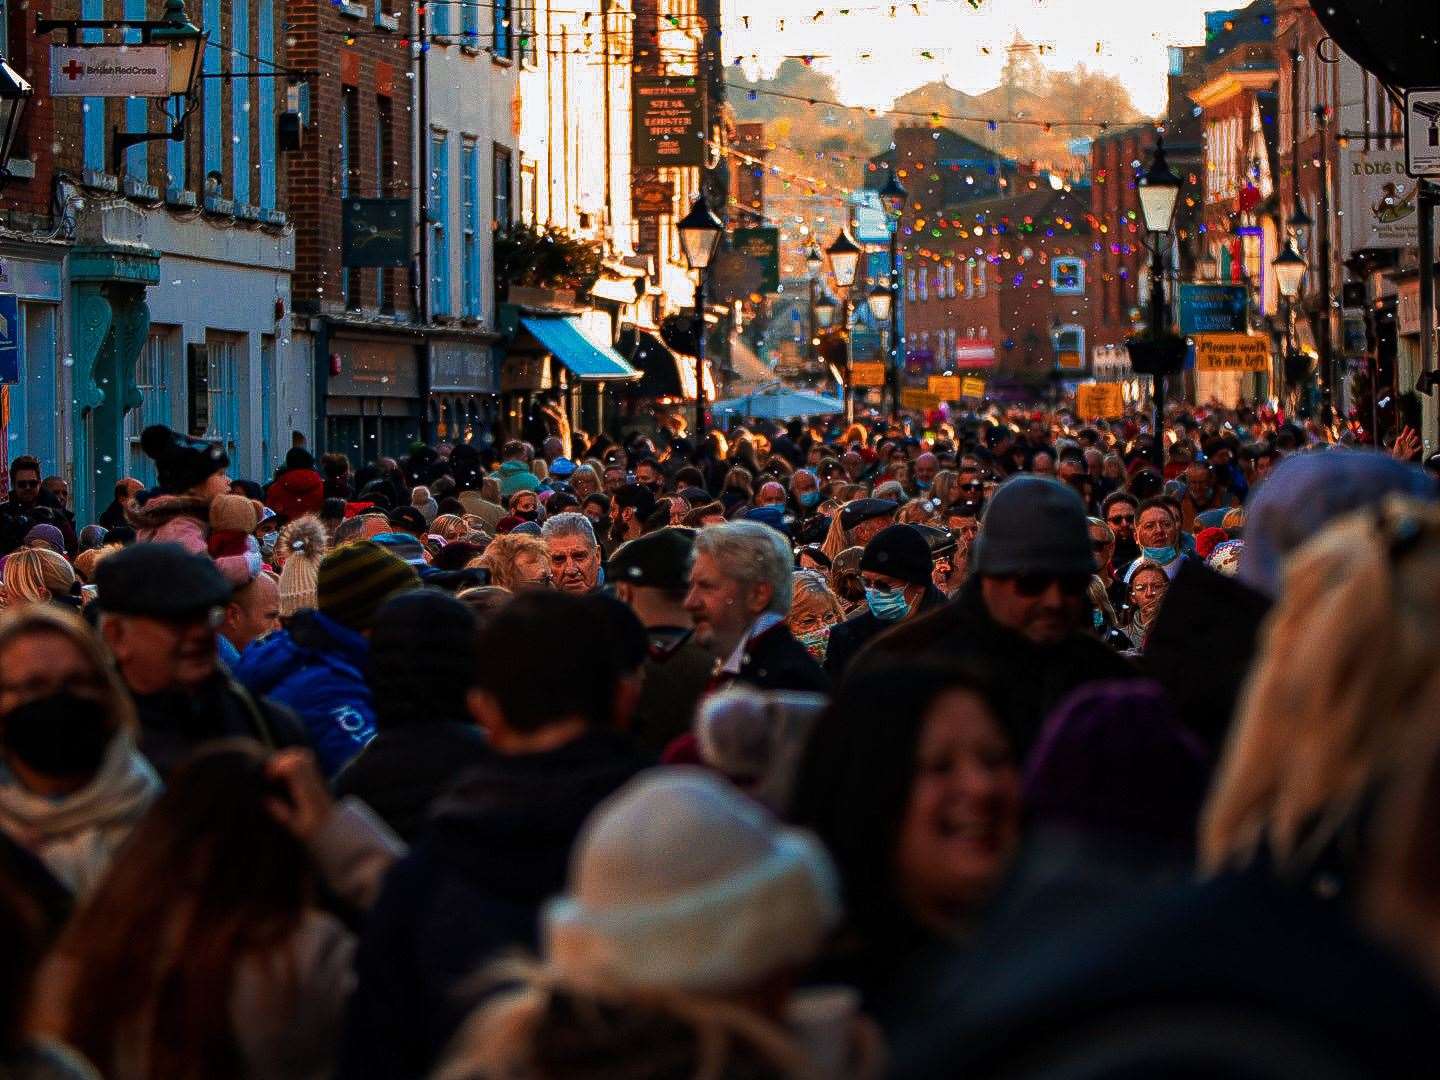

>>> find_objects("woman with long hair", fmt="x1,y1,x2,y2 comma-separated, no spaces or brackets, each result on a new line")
0,548,78,609
0,606,159,896
32,743,400,1080
1201,497,1440,896
790,665,1021,1017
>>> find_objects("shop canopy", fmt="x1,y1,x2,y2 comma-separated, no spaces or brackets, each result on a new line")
617,326,716,402
519,315,640,382
712,385,845,420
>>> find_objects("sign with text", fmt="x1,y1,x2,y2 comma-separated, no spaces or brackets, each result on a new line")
850,362,887,387
1341,148,1420,252
1404,87,1440,179
633,75,705,168
342,199,411,268
731,227,780,293
927,374,960,399
50,46,172,97
1178,284,1249,334
1193,333,1271,373
0,294,18,383
900,388,941,411
1074,382,1124,418
960,376,986,400
632,179,674,216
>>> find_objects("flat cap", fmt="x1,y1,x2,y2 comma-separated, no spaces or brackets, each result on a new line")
912,523,958,559
839,499,899,531
94,542,232,618
607,527,697,591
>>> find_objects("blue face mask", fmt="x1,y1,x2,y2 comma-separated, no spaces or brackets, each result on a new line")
916,479,931,491
798,490,821,509
865,586,912,623
1141,545,1178,565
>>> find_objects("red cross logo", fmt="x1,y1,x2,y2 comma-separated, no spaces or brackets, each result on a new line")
63,60,85,80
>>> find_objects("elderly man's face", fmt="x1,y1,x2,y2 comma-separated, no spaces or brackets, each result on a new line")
1137,506,1178,550
1186,466,1214,504
914,455,938,486
684,551,769,658
547,533,600,594
757,482,787,507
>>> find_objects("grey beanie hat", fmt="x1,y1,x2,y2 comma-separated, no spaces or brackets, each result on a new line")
972,475,1094,577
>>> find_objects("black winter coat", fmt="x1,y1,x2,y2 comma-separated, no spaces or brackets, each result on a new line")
824,585,949,680
131,673,308,779
849,577,1135,755
336,729,651,1080
728,622,830,694
331,720,492,843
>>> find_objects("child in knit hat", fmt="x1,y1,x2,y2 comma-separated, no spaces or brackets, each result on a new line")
276,516,327,617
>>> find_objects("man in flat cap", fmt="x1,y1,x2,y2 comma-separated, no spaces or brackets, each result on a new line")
608,527,713,755
95,542,307,777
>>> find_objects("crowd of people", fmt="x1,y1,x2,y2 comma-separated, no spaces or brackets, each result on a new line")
4,402,1440,1078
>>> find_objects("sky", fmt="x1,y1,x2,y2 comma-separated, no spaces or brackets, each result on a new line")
723,0,1222,116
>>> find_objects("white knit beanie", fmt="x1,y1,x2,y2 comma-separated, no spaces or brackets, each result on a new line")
544,768,842,994
277,516,326,616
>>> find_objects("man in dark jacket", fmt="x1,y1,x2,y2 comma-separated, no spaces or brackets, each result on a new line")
854,476,1132,754
93,543,307,778
337,592,651,1080
608,527,714,754
825,524,949,678
0,455,77,555
333,590,491,841
265,446,327,521
685,519,829,694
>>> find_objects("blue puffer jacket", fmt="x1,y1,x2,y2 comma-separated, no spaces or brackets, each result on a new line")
233,610,377,776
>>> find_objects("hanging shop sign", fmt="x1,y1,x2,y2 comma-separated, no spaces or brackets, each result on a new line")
927,374,960,399
850,362,887,387
633,75,705,168
1193,333,1271,373
900,388,941,411
50,46,172,97
1341,149,1420,252
1074,382,1124,418
731,227,780,294
342,199,411,269
960,376,986,400
1403,87,1440,179
1178,284,1249,334
632,179,674,216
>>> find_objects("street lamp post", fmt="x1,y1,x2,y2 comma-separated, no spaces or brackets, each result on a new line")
868,281,893,408
826,226,862,422
1136,136,1182,469
806,244,822,371
880,173,908,415
1273,239,1307,410
677,194,724,442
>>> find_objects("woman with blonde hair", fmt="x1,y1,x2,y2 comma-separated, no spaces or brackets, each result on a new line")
0,605,160,895
1201,497,1440,893
0,548,77,609
474,533,552,591
569,464,601,500
789,570,846,664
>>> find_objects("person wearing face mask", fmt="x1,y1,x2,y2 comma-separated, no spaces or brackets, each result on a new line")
788,570,846,665
824,525,949,679
789,469,824,524
0,606,161,897
1122,498,1188,583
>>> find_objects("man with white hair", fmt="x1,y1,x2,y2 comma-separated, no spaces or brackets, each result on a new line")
685,520,829,693
541,512,602,594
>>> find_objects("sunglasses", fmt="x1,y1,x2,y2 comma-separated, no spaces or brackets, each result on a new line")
1107,513,1135,525
958,482,983,492
1011,573,1090,598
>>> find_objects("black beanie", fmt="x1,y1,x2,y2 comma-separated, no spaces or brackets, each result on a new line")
366,590,479,728
859,524,934,587
140,425,229,495
286,446,316,471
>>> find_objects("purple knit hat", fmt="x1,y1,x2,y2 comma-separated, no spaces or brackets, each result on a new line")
1023,679,1211,851
23,524,66,554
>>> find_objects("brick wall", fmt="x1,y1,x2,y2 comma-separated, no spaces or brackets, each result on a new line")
2,0,59,223
285,0,410,314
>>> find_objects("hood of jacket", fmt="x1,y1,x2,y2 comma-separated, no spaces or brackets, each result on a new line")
233,609,369,697
125,491,210,533
424,729,649,904
0,730,160,841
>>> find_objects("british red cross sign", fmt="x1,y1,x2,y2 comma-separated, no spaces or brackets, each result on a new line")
49,45,172,98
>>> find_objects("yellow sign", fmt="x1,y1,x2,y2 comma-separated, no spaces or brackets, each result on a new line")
1194,333,1271,373
900,388,941,411
960,376,986,400
1057,349,1085,371
850,362,887,387
927,375,960,399
1074,382,1125,418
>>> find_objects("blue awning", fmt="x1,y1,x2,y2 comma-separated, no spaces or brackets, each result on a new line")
519,315,640,381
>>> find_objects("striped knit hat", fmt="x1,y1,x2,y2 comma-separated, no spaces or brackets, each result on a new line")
317,540,420,632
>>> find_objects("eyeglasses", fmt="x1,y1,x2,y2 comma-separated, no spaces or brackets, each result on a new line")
958,482,983,492
1131,582,1167,596
1011,573,1090,598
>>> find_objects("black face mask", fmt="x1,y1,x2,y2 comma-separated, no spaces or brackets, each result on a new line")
513,508,539,522
3,691,113,779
